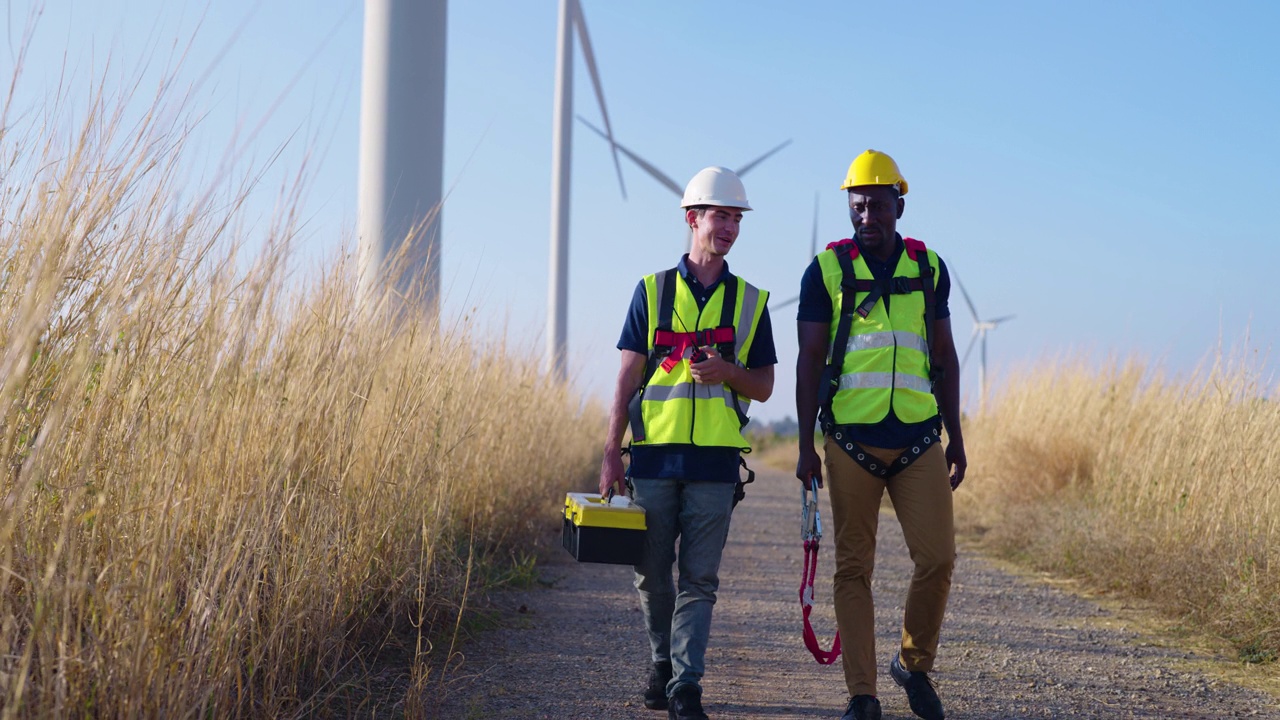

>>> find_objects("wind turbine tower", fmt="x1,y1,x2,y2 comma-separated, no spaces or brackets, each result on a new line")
953,271,1015,414
547,0,626,380
357,0,448,316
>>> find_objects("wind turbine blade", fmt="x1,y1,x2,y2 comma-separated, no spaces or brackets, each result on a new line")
734,138,792,177
987,314,1017,326
952,269,980,324
773,294,799,310
959,331,978,372
810,192,819,258
577,115,683,196
570,0,627,199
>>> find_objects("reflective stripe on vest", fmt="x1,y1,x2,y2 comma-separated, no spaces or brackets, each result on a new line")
818,245,940,425
635,269,767,448
634,379,754,416
846,330,930,356
836,371,932,395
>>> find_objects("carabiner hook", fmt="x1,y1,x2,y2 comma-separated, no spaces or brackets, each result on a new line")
801,477,822,542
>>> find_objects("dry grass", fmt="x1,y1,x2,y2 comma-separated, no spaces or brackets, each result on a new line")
0,47,600,720
957,352,1280,666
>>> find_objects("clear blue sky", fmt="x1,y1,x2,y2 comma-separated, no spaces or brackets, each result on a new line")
7,1,1279,422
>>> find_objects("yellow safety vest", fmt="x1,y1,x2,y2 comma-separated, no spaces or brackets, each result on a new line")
632,269,768,449
818,239,940,425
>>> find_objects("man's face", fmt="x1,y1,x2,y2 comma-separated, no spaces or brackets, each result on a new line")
688,205,745,258
847,185,904,255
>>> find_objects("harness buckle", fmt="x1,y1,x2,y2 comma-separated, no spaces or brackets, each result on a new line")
889,276,912,294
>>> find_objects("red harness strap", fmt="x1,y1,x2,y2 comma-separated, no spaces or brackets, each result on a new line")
652,327,735,372
826,235,925,258
801,540,842,664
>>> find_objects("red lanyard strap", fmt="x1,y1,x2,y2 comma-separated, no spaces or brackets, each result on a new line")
653,327,736,372
800,480,841,664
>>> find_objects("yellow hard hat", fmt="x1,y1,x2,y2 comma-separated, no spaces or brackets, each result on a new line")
840,149,908,195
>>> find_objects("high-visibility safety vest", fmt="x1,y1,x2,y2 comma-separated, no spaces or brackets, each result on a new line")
818,237,940,426
629,268,768,449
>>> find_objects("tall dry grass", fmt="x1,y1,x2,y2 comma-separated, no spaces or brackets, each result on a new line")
0,48,600,719
958,352,1279,665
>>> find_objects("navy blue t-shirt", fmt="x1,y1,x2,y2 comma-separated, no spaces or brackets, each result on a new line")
797,235,951,448
618,255,777,482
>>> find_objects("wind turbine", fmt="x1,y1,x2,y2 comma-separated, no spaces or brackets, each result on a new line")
577,117,790,225
547,0,627,380
772,192,821,310
356,0,448,316
953,271,1015,414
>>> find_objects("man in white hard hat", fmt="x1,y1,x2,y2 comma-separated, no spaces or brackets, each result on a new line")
600,166,776,720
795,150,966,720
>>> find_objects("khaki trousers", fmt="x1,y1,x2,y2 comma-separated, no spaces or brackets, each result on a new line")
824,436,955,697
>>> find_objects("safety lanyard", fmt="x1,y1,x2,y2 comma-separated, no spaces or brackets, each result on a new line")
800,478,841,664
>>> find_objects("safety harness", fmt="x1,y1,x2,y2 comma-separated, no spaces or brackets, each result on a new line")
800,478,840,664
626,267,754,506
818,237,940,480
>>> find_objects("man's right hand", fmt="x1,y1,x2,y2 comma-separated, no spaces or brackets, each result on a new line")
600,450,626,498
796,445,823,489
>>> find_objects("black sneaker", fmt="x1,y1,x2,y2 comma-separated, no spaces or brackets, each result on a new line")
667,684,709,720
644,661,672,710
841,694,882,720
889,654,945,720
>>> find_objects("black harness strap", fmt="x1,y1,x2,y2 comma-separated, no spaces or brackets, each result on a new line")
715,274,739,363
821,244,941,426
656,267,678,338
913,250,939,387
817,240,942,480
849,276,927,294
733,455,755,508
628,268,680,442
714,274,751,429
819,246,860,429
831,426,942,480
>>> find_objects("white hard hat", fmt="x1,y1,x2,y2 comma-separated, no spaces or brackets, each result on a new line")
680,166,752,211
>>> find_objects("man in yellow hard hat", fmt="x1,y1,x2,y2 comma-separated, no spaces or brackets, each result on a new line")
600,166,776,720
794,150,966,720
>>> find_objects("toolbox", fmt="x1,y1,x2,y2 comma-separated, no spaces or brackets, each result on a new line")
562,492,647,565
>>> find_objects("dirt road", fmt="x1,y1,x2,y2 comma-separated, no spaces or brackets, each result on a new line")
437,467,1280,719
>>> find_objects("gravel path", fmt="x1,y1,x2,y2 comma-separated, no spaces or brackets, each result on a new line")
436,467,1280,719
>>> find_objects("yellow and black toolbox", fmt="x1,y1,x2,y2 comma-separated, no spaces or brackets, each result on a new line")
562,492,647,565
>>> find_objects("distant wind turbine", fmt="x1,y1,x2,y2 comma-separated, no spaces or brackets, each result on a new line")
547,0,627,380
773,192,820,310
577,116,790,217
953,270,1015,414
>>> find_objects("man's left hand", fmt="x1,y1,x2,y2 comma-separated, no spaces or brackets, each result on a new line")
689,347,733,385
946,440,967,491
